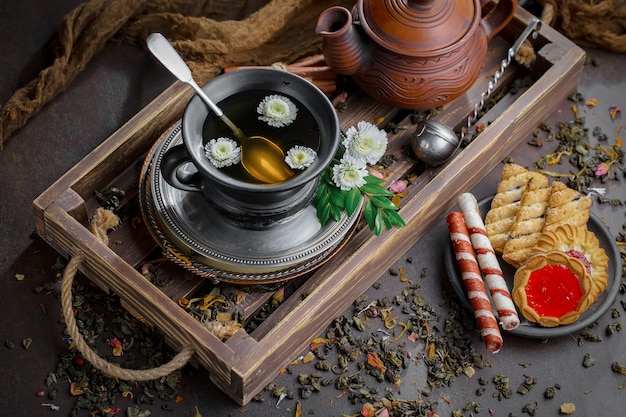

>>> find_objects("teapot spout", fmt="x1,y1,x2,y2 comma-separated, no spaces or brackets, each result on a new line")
315,6,367,76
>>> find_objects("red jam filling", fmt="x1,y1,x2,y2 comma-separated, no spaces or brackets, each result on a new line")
525,264,583,318
567,250,591,274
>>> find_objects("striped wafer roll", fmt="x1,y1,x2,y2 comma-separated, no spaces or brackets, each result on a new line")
458,193,520,330
447,211,503,353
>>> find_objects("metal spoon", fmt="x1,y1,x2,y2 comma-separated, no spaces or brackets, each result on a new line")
146,33,294,184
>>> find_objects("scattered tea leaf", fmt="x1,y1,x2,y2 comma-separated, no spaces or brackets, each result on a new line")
22,337,33,350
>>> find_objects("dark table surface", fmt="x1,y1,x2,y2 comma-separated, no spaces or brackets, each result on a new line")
1,1,625,416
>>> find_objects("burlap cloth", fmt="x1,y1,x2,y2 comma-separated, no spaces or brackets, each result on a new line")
0,0,352,151
538,0,626,53
1,0,624,151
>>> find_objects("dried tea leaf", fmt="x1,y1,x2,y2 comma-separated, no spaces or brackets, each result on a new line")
126,406,152,417
22,338,33,350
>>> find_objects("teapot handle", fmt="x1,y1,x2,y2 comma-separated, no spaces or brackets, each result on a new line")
480,0,518,42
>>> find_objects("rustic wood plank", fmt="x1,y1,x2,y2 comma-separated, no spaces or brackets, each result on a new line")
34,82,192,240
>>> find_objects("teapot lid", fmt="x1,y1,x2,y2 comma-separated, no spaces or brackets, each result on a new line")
357,0,478,55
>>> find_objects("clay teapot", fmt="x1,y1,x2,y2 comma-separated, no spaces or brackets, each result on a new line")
315,0,518,110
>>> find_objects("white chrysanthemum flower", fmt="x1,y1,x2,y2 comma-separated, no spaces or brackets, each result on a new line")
343,120,388,164
285,145,317,169
204,137,241,168
257,94,298,127
332,154,368,191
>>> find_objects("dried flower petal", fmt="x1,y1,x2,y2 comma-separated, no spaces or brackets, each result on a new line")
609,106,622,120
361,403,376,417
407,332,419,342
595,162,609,177
109,338,123,356
310,337,333,350
389,180,407,193
70,382,84,396
367,168,385,180
366,352,387,372
586,98,598,107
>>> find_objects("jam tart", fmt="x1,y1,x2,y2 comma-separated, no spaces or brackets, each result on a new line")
531,224,609,296
512,251,596,328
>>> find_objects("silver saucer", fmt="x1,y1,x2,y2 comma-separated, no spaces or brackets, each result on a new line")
139,122,361,284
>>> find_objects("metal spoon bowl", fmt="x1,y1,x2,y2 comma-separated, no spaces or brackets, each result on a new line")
146,33,294,184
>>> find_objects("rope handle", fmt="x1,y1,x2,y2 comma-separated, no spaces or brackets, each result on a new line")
61,208,194,381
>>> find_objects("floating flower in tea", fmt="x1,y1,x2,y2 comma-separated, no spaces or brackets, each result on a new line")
332,154,368,190
257,94,298,127
285,145,317,169
343,121,388,164
204,137,241,168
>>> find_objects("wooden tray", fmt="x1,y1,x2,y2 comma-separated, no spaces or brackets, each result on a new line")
33,8,585,405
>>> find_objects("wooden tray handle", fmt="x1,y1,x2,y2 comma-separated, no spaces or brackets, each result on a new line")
61,208,194,380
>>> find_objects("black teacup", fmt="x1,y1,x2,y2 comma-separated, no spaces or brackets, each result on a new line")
160,68,340,229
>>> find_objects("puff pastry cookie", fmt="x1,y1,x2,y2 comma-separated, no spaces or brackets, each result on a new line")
501,172,550,268
543,181,592,232
485,164,547,254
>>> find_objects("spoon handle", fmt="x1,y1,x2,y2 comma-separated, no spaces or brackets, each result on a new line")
146,33,223,116
146,33,246,142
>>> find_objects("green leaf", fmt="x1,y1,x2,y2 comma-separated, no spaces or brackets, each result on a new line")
364,174,385,185
316,202,331,226
360,182,391,196
384,209,406,228
377,210,392,230
344,188,362,216
329,188,346,208
370,195,397,210
363,199,377,230
374,210,385,235
329,203,343,222
315,188,330,208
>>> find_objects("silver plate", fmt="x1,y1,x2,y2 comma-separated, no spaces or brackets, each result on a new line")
139,122,361,284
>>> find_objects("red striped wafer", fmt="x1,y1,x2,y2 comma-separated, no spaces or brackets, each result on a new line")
447,211,503,353
458,193,520,331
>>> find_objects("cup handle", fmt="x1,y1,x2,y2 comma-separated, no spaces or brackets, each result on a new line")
481,0,518,42
160,144,203,192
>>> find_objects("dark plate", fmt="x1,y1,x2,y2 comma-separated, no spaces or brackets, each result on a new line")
444,196,621,338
